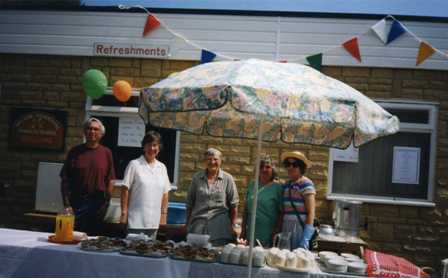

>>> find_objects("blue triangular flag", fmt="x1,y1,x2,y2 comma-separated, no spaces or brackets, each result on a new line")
200,50,216,64
387,20,406,44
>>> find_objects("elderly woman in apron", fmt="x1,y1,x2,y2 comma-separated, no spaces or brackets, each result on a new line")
186,148,239,246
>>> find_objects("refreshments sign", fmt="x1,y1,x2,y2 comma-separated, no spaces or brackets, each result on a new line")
94,43,170,58
9,108,67,151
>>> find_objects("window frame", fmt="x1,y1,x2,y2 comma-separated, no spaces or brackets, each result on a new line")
327,99,438,207
85,90,181,190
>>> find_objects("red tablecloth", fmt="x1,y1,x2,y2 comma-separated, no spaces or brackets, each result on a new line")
364,249,430,278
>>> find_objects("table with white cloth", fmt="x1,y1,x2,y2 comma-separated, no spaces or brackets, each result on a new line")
0,228,360,278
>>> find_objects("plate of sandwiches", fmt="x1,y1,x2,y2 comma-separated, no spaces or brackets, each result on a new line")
80,236,127,252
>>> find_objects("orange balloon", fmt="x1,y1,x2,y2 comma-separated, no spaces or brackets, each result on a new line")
113,80,132,102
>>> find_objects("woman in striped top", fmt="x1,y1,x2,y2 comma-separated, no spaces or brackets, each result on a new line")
280,151,316,250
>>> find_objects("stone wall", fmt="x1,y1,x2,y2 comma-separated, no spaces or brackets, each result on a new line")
0,53,447,269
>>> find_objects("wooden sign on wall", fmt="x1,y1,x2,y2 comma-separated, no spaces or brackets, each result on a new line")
9,108,67,151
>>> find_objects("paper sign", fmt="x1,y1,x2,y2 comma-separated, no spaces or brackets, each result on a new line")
392,147,420,184
330,142,359,162
118,117,145,147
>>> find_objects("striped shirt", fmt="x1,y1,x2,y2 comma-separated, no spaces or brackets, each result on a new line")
282,177,316,216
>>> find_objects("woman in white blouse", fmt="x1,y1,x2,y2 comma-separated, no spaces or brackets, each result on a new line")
120,131,171,238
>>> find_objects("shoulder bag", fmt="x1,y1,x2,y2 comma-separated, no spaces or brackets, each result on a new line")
288,185,319,250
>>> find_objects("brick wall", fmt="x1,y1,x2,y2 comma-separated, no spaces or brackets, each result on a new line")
0,53,447,269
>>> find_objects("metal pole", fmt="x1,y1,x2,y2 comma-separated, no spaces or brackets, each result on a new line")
247,123,263,278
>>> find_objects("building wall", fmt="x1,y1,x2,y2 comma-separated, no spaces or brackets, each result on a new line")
1,10,448,70
0,53,447,268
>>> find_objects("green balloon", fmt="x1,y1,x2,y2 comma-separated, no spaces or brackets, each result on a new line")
81,69,108,99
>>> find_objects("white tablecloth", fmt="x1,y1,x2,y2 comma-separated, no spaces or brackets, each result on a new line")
0,228,357,278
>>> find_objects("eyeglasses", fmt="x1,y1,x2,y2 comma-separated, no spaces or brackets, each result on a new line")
283,160,300,168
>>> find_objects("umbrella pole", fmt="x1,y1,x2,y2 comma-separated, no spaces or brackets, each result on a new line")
247,124,263,278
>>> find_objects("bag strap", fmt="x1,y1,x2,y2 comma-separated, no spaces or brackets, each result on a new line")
288,183,306,230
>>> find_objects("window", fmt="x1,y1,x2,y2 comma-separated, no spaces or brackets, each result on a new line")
85,90,180,188
327,100,438,206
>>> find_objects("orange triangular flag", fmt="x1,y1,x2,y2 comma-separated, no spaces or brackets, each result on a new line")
342,37,362,62
416,41,435,66
143,14,161,37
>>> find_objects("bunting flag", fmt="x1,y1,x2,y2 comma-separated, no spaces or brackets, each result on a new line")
387,20,406,44
201,50,216,64
416,41,436,66
306,53,323,71
122,3,448,67
342,38,362,62
143,14,161,37
371,18,389,44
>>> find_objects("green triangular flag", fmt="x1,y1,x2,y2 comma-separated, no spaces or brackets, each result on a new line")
306,53,323,71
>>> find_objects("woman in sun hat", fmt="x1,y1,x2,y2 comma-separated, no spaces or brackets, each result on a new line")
280,150,316,250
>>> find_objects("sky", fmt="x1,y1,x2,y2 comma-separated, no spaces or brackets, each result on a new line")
81,0,448,19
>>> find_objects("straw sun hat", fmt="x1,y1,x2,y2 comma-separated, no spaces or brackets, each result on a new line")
280,151,312,169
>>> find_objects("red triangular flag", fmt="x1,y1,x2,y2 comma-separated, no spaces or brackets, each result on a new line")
416,41,435,66
342,37,362,62
143,14,161,37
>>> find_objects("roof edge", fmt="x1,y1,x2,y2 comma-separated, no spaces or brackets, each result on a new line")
3,4,448,23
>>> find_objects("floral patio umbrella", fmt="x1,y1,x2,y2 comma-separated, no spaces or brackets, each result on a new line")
140,59,398,148
139,58,399,277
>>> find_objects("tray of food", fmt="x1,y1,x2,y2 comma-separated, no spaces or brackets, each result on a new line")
120,240,174,258
171,245,218,263
80,236,127,252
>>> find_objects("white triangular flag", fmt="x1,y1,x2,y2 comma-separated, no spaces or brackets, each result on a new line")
371,18,389,44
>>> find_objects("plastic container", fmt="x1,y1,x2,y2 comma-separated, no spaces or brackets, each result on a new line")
167,202,187,224
253,247,266,267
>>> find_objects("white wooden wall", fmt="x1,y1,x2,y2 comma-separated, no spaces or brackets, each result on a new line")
0,10,447,70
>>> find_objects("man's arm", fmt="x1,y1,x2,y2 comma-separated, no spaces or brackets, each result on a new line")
106,180,114,200
60,156,72,212
61,177,71,208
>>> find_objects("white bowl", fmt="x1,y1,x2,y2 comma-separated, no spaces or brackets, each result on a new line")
326,259,348,273
345,256,364,263
321,254,343,264
319,251,338,257
341,253,360,260
348,262,367,274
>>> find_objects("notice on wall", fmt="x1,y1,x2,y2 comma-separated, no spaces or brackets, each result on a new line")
118,117,145,147
392,146,421,184
330,142,359,162
94,43,170,58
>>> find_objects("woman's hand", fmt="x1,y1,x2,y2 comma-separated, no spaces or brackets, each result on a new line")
119,211,128,224
298,224,315,250
237,238,247,245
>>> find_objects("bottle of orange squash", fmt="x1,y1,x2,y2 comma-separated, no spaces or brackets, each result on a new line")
54,209,75,242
